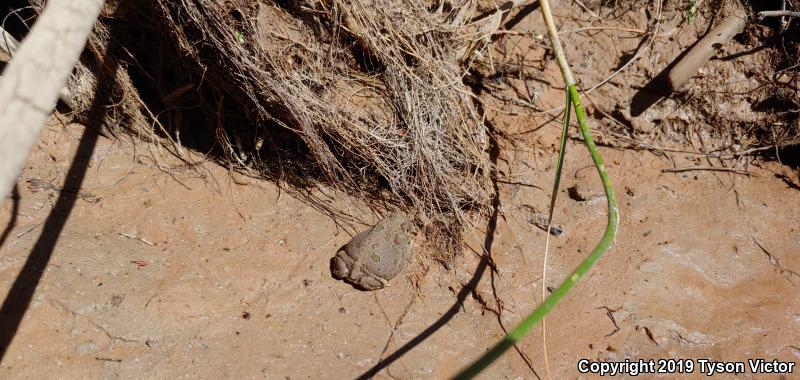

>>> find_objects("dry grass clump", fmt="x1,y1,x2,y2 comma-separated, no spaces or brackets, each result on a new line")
3,0,502,235
122,0,499,230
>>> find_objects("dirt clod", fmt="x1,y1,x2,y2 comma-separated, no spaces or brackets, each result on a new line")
568,183,603,202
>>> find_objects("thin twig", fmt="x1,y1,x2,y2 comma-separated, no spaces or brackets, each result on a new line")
759,10,800,19
15,222,44,239
559,26,646,35
661,166,751,175
495,178,544,189
572,0,600,20
118,232,155,246
95,357,122,363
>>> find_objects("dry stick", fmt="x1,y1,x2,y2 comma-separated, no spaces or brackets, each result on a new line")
559,26,647,35
661,166,750,175
758,10,800,18
667,13,746,91
0,0,105,201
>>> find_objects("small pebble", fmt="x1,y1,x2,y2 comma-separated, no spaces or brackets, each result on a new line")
74,342,100,354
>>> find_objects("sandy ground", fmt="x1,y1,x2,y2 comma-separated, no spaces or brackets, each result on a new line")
0,115,797,379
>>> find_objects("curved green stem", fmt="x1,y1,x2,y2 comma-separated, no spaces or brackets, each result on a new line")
452,0,619,378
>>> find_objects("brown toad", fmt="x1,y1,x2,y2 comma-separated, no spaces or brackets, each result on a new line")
330,213,412,290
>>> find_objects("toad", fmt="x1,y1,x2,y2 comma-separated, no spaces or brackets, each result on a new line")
331,213,412,290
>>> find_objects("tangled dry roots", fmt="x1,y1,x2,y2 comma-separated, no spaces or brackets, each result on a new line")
116,0,496,231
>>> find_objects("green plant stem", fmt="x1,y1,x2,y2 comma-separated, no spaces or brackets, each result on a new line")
452,0,619,377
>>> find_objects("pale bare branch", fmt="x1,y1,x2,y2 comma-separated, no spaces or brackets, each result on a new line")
0,0,105,201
